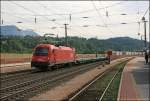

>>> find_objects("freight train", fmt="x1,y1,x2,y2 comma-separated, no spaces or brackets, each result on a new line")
31,44,110,71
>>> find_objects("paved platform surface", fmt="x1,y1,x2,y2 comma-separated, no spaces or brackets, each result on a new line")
118,57,149,101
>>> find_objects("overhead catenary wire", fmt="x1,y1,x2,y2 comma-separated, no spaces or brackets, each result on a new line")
91,0,114,35
137,1,141,35
9,1,67,34
10,1,36,15
4,1,149,39
99,1,116,34
2,12,34,24
141,7,149,18
65,20,143,28
1,11,51,30
8,1,87,37
139,6,149,42
37,2,96,37
0,1,125,18
71,1,125,15
2,9,147,30
137,6,149,28
7,1,50,31
7,1,125,16
36,2,88,36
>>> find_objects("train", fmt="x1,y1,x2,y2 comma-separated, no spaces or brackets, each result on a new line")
31,44,110,70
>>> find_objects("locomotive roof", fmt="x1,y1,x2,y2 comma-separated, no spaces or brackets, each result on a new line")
36,44,55,48
36,44,74,50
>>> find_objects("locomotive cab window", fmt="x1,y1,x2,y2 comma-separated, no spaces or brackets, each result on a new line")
34,47,48,56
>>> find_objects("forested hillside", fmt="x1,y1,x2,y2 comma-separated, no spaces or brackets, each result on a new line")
1,35,144,54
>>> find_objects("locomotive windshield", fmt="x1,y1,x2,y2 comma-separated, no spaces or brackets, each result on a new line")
34,47,48,56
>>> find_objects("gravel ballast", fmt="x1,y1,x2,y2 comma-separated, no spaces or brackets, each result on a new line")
30,57,131,101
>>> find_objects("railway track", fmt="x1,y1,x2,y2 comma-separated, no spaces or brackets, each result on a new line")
1,70,51,88
0,69,33,81
1,61,102,88
0,61,103,101
68,61,127,101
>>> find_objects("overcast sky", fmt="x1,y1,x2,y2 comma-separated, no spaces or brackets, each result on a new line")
1,1,149,40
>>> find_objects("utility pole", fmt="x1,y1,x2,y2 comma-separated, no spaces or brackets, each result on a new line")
149,0,150,49
141,35,143,50
64,24,68,46
1,19,3,24
142,17,147,50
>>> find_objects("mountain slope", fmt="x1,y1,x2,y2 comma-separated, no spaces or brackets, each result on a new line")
0,25,39,36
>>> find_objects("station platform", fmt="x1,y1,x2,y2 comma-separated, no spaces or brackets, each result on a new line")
118,57,149,101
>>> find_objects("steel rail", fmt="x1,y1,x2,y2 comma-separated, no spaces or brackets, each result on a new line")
0,62,101,101
69,69,110,101
0,62,100,93
99,69,121,101
1,61,97,86
0,69,33,80
69,61,125,101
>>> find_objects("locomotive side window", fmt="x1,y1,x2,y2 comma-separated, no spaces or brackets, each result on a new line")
34,47,48,56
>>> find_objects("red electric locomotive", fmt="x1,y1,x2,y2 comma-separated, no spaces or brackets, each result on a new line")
31,44,76,70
